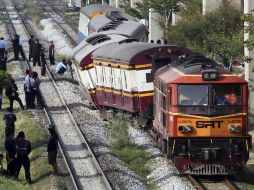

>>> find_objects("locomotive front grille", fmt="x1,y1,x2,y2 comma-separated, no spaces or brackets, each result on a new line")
185,164,232,175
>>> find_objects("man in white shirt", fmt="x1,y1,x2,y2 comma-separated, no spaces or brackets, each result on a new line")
0,37,6,57
55,59,67,75
24,70,35,108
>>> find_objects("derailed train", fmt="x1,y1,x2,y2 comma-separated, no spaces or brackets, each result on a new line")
71,3,252,175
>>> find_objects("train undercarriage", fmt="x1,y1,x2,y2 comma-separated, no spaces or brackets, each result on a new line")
150,127,252,175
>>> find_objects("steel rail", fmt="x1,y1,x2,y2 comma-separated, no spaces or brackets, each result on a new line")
37,2,77,46
6,1,113,189
1,0,78,189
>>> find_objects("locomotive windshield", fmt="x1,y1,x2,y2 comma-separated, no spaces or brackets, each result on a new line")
178,84,242,116
178,85,208,106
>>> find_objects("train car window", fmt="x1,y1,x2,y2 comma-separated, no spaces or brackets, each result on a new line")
168,87,172,105
123,71,128,90
178,85,208,105
162,112,166,127
161,95,166,110
212,84,242,105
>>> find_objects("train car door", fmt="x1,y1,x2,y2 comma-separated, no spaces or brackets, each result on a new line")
111,67,116,105
102,67,107,104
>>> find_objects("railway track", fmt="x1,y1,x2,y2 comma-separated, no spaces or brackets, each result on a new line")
36,0,78,46
1,0,112,189
187,175,241,190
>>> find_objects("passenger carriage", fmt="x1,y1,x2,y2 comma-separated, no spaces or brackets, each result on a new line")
71,34,128,106
91,42,191,123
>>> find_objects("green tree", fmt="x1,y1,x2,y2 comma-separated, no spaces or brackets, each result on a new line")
169,0,243,69
149,0,186,37
120,0,149,20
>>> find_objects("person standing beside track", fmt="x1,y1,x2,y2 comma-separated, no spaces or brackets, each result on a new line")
0,53,7,71
49,41,55,65
6,79,25,111
15,131,32,184
0,37,6,57
32,39,42,67
47,124,59,176
19,36,26,61
3,108,17,138
31,71,44,108
28,35,35,61
24,70,35,109
12,34,20,61
5,133,16,177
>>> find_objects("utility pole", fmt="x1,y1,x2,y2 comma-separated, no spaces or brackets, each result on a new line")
244,0,254,114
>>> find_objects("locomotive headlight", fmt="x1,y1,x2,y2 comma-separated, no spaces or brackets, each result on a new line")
178,125,193,133
228,125,242,133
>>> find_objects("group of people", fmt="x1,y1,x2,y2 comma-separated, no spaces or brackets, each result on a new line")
2,109,59,183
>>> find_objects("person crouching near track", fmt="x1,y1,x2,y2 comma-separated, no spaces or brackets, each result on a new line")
55,59,67,75
6,79,25,111
15,131,32,184
47,124,59,176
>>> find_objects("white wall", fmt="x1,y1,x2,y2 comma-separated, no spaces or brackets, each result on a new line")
148,9,164,42
244,0,254,114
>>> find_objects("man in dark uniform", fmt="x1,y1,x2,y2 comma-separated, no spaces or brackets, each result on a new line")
49,41,55,65
12,34,20,60
15,131,32,184
32,39,42,67
0,54,7,71
6,79,25,111
28,35,35,61
3,108,17,138
40,48,46,76
5,134,16,176
47,124,59,175
0,86,2,110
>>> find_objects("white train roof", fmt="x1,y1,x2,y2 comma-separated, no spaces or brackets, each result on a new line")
92,42,163,63
71,34,128,66
88,11,135,31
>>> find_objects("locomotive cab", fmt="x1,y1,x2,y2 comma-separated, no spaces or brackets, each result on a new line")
153,55,252,175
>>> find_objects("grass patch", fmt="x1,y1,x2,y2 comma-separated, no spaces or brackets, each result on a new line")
0,106,52,189
107,119,151,180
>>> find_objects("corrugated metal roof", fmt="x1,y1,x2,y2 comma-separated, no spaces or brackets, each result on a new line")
88,12,135,32
92,42,163,63
80,4,119,17
98,21,146,38
71,34,127,65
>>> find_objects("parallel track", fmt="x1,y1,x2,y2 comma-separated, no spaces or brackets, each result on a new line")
37,0,78,46
1,0,112,189
187,175,241,190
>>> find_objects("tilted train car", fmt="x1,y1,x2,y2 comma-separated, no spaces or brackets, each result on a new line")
91,41,191,125
153,55,252,175
78,4,120,43
71,34,128,106
88,12,147,41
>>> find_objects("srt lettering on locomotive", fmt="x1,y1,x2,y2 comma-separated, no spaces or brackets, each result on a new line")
196,121,223,128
